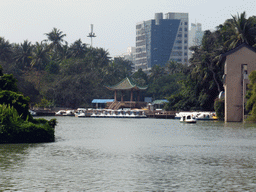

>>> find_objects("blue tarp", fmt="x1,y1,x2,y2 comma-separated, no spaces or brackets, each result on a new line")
92,99,115,104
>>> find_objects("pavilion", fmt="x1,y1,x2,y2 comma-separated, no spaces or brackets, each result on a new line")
105,77,148,109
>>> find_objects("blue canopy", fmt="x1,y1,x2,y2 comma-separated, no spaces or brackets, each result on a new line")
92,99,115,104
152,99,168,105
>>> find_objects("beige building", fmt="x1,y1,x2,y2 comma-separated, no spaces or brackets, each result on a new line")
221,43,256,122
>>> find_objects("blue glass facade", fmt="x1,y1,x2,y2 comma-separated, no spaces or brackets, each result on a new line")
150,19,180,68
135,12,189,71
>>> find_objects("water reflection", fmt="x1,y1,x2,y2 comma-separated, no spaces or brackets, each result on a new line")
0,144,30,190
0,144,30,170
1,117,256,191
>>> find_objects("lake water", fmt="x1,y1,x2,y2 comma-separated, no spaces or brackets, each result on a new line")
1,117,256,191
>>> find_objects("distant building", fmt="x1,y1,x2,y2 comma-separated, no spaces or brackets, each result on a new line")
135,12,189,72
115,46,136,72
188,23,204,60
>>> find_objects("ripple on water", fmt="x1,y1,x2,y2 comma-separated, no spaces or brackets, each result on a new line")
1,117,256,191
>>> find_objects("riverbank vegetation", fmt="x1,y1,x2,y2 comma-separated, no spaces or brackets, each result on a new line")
0,28,185,109
1,12,256,119
246,71,256,121
0,66,56,144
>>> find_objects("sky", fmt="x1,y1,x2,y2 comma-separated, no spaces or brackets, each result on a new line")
1,0,256,57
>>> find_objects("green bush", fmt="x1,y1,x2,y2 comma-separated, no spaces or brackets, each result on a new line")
214,98,224,120
0,104,55,144
0,90,32,121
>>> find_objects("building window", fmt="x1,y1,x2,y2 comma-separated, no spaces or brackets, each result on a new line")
174,46,182,50
171,51,182,56
185,22,188,25
179,28,182,31
184,28,188,31
172,58,182,62
136,24,142,29
184,34,188,37
177,34,182,37
184,40,187,43
175,40,182,44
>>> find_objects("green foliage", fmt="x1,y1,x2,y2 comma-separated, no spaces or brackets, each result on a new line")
2,14,256,111
0,90,31,121
0,37,13,61
45,60,60,74
246,105,256,122
131,68,148,87
246,71,256,121
0,104,23,127
14,40,33,70
147,74,183,100
35,97,54,108
31,118,57,129
214,98,224,120
0,73,18,92
0,65,56,144
0,104,55,144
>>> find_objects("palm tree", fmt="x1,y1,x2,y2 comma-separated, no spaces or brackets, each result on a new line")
165,60,184,74
149,65,166,82
69,39,88,58
222,12,256,49
44,28,67,56
14,40,33,69
59,42,71,60
85,48,110,70
0,37,13,62
30,42,49,70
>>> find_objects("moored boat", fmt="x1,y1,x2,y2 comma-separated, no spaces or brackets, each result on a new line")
63,110,75,116
180,114,197,123
55,110,67,116
195,112,218,120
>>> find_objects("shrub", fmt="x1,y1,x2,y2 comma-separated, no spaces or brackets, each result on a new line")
214,98,224,120
0,104,55,144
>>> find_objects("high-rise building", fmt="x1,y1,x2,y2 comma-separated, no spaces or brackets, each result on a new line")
121,46,136,63
188,23,204,59
115,46,136,72
135,12,189,72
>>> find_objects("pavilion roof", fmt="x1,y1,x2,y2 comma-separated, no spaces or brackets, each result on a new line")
105,77,148,91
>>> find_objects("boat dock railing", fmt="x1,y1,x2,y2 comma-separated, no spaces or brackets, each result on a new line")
146,110,177,119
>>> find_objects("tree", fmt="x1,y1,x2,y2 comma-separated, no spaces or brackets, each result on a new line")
44,28,67,58
246,71,256,121
0,66,31,120
131,68,148,87
0,37,13,62
14,40,33,69
30,42,49,70
69,39,88,58
149,65,166,82
221,12,256,49
165,60,184,74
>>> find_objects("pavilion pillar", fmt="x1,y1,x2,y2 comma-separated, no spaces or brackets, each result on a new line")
114,90,117,102
121,91,124,102
137,90,140,102
130,89,133,102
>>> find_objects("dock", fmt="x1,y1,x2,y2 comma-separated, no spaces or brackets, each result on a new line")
32,107,177,119
145,110,177,119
